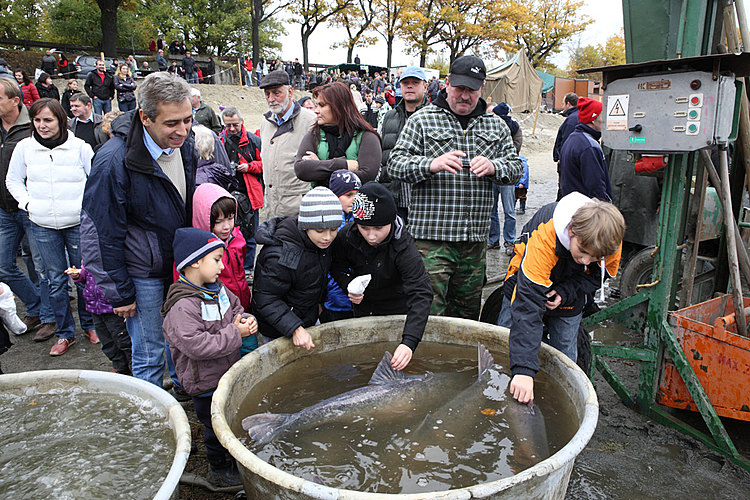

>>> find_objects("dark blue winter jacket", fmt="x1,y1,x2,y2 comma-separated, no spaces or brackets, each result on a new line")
553,108,578,162
80,110,197,308
559,122,611,202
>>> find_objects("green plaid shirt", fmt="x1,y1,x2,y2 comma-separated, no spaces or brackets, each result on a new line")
388,104,523,242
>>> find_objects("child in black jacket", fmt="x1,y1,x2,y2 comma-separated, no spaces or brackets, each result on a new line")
331,182,433,370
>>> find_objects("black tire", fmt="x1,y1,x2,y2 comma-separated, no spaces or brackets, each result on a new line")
576,324,591,374
480,283,504,324
619,246,656,297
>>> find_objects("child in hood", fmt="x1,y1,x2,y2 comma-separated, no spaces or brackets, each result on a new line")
162,227,257,488
192,183,258,356
252,187,340,350
320,170,361,323
331,183,433,370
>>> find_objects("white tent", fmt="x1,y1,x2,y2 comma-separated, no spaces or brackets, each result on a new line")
485,49,544,113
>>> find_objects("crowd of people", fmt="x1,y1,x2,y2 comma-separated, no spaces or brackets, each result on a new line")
0,53,623,489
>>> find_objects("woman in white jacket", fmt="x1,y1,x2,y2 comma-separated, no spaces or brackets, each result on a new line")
6,98,98,356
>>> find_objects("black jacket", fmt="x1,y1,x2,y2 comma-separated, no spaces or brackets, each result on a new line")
36,83,59,101
553,108,578,162
377,96,429,204
331,218,433,350
182,56,196,75
61,89,75,118
360,101,379,128
251,217,331,339
84,70,115,100
0,106,31,212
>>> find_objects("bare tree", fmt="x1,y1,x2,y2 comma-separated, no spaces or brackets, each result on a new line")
373,0,408,69
292,0,353,71
250,0,290,65
330,0,377,63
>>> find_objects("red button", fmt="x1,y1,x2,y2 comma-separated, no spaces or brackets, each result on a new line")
691,96,700,105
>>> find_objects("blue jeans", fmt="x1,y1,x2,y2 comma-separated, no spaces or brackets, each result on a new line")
0,208,52,322
187,72,199,84
244,209,259,274
125,277,179,387
29,223,93,339
92,98,111,115
488,184,516,246
119,100,136,112
497,296,580,362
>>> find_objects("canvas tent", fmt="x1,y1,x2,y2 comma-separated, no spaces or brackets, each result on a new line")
485,50,544,112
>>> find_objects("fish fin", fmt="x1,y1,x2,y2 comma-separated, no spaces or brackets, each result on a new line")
368,351,404,385
241,412,293,445
477,343,495,379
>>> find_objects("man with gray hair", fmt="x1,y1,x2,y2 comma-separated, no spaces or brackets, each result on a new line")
81,72,197,389
258,70,315,217
190,87,221,134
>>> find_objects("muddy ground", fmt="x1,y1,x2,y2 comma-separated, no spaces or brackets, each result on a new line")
3,89,750,499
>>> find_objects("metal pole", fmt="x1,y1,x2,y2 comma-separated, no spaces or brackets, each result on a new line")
734,0,750,50
718,147,747,336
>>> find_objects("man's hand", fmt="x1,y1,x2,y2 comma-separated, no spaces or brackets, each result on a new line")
348,293,364,305
429,150,466,174
292,326,315,349
469,156,495,177
510,374,534,403
113,302,136,318
64,266,81,280
545,290,562,310
391,344,413,371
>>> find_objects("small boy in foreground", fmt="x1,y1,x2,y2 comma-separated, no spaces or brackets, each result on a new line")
162,227,256,488
497,192,625,403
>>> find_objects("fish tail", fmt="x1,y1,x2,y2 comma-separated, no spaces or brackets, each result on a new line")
477,343,495,378
241,412,294,445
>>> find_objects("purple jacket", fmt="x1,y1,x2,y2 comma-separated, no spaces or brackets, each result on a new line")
72,266,114,315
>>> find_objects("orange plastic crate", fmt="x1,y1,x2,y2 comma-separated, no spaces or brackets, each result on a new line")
658,294,750,422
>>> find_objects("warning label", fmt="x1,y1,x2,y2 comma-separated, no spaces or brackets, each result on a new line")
606,95,629,131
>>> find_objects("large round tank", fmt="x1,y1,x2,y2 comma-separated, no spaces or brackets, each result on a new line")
0,369,191,500
212,316,598,499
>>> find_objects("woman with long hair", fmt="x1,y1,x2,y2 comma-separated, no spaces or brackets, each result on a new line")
294,81,382,186
14,69,39,107
6,99,97,356
114,63,137,112
35,72,59,101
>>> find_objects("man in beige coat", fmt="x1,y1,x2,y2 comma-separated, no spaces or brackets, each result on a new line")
259,71,316,218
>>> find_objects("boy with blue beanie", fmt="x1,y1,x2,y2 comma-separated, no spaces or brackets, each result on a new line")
162,227,256,488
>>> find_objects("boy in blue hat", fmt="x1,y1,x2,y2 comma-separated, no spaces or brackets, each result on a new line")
162,227,256,488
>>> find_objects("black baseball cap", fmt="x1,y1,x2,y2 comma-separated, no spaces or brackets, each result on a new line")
448,55,486,91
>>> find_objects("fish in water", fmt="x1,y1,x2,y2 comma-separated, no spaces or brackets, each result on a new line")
416,343,550,467
242,351,465,446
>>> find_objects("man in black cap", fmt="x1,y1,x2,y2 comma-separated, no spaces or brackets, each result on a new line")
388,55,522,320
258,70,316,217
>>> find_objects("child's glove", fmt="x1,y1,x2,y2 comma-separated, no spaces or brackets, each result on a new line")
347,274,371,295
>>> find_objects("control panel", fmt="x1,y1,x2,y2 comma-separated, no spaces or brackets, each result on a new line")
602,71,736,152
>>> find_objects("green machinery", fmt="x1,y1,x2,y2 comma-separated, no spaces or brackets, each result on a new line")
579,0,750,471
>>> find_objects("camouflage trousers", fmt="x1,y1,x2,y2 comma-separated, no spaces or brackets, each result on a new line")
415,240,486,320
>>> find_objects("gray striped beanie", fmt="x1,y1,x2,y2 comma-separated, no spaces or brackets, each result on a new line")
297,187,342,230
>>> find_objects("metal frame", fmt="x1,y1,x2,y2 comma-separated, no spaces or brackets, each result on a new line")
581,54,750,471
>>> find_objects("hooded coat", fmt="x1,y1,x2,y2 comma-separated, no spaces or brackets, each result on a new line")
251,216,331,339
161,280,243,395
191,183,251,311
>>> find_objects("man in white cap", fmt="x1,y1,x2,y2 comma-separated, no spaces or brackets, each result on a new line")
388,55,522,320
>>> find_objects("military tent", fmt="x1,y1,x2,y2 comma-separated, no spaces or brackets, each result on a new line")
484,50,544,112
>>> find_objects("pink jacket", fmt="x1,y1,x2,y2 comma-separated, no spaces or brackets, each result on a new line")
191,183,252,311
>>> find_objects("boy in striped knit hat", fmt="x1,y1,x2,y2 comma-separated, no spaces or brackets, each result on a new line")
252,187,341,349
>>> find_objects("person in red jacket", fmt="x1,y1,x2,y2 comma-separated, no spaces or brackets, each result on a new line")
191,183,257,356
14,69,39,107
218,106,263,280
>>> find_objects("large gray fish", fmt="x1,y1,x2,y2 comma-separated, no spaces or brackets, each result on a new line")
242,351,464,445
416,344,550,467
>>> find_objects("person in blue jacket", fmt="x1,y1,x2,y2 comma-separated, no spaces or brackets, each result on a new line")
515,155,530,214
559,97,612,202
80,72,197,389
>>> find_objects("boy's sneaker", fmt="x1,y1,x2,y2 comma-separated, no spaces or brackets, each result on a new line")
85,329,100,344
504,242,515,256
487,241,500,250
207,465,242,489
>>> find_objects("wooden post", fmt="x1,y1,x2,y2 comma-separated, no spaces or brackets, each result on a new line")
237,58,243,87
532,97,541,136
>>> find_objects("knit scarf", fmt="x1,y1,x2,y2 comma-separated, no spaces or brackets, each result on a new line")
320,124,353,159
33,128,68,150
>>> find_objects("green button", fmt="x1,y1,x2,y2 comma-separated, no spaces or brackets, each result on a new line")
688,124,697,132
689,110,698,119
629,137,646,143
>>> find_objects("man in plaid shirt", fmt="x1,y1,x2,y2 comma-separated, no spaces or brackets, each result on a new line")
388,55,522,319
